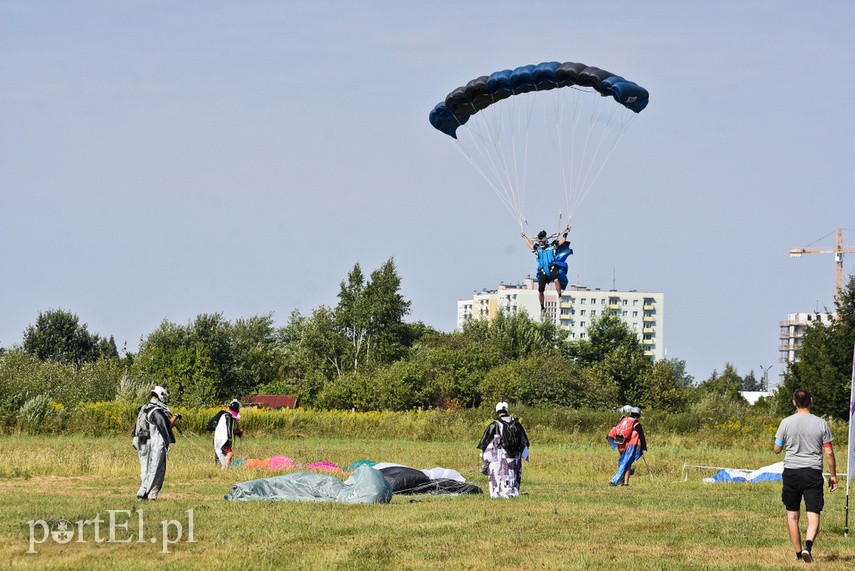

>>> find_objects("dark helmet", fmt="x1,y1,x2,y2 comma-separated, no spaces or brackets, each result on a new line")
228,399,242,412
537,230,547,241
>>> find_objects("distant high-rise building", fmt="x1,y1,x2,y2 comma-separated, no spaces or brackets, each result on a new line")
778,312,834,364
457,277,665,360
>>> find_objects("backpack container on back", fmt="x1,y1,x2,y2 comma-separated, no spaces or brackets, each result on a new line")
612,416,637,445
134,405,152,440
498,419,523,456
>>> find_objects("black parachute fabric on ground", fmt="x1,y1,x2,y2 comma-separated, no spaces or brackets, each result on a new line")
377,466,482,495
429,478,482,495
378,466,432,494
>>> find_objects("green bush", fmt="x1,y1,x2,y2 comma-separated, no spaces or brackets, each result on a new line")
0,350,125,414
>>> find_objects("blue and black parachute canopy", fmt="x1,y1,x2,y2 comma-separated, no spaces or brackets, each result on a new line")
429,61,649,138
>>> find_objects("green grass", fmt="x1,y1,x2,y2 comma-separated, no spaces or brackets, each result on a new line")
0,434,852,570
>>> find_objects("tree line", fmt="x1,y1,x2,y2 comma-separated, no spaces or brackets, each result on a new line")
2,260,853,420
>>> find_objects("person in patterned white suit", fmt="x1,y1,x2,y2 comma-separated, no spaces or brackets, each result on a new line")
477,402,530,498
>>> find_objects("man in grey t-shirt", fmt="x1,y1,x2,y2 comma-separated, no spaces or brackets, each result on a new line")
773,388,838,563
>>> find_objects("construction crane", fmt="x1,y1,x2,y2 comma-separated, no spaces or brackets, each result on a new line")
789,227,855,306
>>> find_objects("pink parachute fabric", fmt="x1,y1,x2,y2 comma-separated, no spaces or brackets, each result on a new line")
306,461,342,474
241,457,340,473
268,456,295,471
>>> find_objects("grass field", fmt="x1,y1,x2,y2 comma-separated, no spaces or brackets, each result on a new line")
0,433,852,570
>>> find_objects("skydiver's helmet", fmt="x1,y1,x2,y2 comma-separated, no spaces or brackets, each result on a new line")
495,401,509,415
629,406,642,418
537,230,548,245
151,386,168,402
228,400,242,412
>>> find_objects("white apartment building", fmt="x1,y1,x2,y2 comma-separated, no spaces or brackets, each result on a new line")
778,312,834,364
457,277,665,360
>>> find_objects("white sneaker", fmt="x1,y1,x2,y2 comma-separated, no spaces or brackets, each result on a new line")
801,549,813,563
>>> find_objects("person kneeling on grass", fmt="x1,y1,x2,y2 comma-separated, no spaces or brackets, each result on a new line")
212,399,244,469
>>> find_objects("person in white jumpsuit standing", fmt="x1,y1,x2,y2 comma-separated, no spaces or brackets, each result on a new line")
132,386,178,500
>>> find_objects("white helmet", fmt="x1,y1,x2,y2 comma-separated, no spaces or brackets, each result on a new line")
495,401,509,413
630,406,642,417
151,386,168,402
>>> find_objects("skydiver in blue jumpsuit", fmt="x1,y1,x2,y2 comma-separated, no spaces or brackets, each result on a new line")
521,226,572,312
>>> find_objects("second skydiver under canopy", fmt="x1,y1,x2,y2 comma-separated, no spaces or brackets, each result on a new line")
521,225,572,312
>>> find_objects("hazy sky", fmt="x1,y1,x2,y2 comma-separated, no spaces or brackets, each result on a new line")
2,2,853,384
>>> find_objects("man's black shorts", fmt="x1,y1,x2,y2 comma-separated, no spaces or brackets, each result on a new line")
782,467,824,513
537,267,560,292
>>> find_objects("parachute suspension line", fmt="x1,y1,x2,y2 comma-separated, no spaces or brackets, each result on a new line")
452,139,525,228
570,92,604,216
541,92,569,231
552,93,569,218
555,87,590,219
551,90,581,222
448,110,518,218
552,92,637,218
568,90,589,216
453,107,528,228
517,91,540,233
572,103,636,214
451,92,545,230
487,99,528,227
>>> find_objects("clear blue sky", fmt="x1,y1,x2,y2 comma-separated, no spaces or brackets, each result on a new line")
1,2,853,384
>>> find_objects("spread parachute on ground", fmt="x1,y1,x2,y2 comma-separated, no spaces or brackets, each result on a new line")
224,465,393,504
429,61,649,233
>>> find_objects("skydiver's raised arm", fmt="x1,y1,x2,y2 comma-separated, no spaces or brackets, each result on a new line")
557,225,571,246
521,231,535,250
